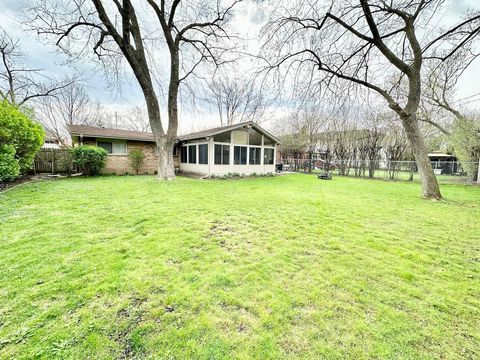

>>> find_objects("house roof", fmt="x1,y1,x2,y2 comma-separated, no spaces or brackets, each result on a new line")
178,121,281,144
67,121,281,144
67,124,155,142
428,153,456,158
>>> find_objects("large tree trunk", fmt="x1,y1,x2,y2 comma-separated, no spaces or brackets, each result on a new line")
156,49,180,180
401,115,442,200
156,138,176,179
142,89,175,180
138,51,179,180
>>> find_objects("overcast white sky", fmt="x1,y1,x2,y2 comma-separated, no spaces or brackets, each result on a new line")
1,0,479,133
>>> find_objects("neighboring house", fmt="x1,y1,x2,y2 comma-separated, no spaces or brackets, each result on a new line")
67,121,280,176
41,130,62,150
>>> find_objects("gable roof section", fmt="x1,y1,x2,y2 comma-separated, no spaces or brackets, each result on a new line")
67,121,281,144
178,121,281,144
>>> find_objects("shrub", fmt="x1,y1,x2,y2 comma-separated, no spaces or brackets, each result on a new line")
58,150,75,175
70,146,108,176
0,145,20,182
128,149,145,174
0,100,44,181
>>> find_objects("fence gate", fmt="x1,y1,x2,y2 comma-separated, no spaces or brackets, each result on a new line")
33,149,66,174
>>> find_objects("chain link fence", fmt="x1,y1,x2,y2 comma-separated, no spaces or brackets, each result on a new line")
277,158,479,184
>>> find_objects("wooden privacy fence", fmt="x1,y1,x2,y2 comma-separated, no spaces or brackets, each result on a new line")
33,148,68,174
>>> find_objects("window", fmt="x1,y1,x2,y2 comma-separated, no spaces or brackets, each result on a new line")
234,146,247,165
97,140,126,155
188,145,196,164
264,148,274,165
248,129,262,145
249,147,261,165
214,131,231,143
181,146,187,163
214,144,229,165
97,141,112,154
264,137,275,146
199,144,208,164
232,130,248,144
113,142,126,154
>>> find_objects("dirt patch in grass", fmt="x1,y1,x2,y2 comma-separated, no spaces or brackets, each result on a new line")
114,295,148,359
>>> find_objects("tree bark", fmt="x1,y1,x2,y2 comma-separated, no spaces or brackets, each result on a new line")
155,48,180,180
401,114,442,200
156,137,176,179
141,85,175,179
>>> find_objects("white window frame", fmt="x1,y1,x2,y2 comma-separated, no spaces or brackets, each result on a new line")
198,143,209,165
263,147,275,165
214,143,230,165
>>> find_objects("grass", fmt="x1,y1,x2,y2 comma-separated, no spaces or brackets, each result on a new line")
0,174,479,359
305,167,469,184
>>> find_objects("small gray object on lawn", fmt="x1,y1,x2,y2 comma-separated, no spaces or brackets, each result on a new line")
318,172,332,180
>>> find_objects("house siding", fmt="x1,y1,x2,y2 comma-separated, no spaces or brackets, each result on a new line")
178,137,277,176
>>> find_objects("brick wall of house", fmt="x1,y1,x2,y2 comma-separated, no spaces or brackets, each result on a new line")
72,136,180,175
102,141,154,174
104,141,180,175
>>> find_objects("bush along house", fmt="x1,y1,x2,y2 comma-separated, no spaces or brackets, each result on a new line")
67,121,280,176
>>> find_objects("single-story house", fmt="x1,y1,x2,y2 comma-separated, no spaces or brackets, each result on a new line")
67,121,280,176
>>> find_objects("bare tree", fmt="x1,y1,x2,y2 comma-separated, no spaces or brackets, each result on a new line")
329,118,357,176
422,47,480,125
384,117,411,179
29,0,242,179
0,28,73,106
35,81,107,145
361,110,387,178
208,74,267,126
115,106,151,132
262,0,480,199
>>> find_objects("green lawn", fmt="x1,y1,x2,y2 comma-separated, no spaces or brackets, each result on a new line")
0,174,479,359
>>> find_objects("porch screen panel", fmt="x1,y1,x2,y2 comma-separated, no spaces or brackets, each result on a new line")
215,144,229,165
188,145,197,164
248,129,262,145
222,145,229,164
199,144,208,164
249,147,261,164
264,137,275,146
234,146,247,165
264,148,274,164
181,146,187,163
